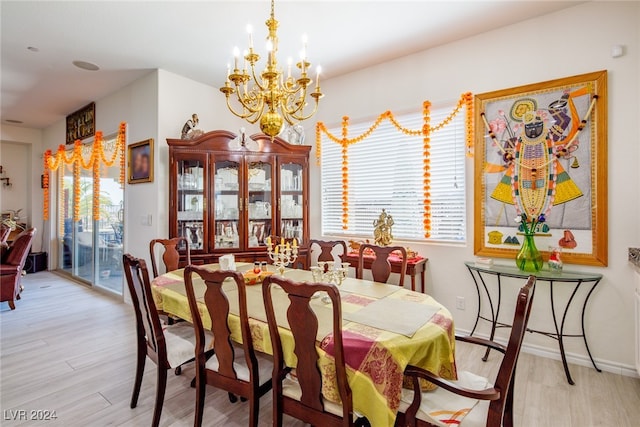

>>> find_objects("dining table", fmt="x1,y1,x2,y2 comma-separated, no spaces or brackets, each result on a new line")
150,263,457,427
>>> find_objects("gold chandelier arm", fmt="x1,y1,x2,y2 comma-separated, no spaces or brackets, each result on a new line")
234,87,263,115
281,84,308,116
281,77,307,96
248,62,267,92
286,98,320,122
225,94,261,122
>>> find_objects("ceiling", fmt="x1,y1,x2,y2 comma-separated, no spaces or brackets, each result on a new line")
1,0,584,130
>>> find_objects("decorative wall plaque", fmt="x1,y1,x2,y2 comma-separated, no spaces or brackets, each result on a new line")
66,102,95,144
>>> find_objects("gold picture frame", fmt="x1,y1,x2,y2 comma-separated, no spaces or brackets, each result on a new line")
474,71,607,266
66,102,95,144
128,139,154,184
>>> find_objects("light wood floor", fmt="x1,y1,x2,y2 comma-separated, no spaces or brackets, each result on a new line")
1,272,639,426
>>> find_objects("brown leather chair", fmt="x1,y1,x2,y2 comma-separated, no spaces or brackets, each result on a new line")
263,275,365,427
396,276,536,427
357,243,407,286
1,228,36,310
149,237,190,278
184,265,273,427
308,239,347,271
123,254,196,427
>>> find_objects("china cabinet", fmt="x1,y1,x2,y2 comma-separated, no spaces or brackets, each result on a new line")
167,130,309,266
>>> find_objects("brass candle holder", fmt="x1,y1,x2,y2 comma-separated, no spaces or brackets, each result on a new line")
310,261,350,285
266,236,298,276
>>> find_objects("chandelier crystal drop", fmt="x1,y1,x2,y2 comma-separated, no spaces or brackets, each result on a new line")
220,0,323,138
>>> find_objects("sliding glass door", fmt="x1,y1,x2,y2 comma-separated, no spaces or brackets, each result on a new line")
58,137,124,295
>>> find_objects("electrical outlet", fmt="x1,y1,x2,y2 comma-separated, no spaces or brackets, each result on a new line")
455,296,465,310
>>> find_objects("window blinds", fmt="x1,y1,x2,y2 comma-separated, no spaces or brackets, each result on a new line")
321,106,466,242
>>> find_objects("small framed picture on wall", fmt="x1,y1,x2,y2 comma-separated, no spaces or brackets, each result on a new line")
128,139,154,184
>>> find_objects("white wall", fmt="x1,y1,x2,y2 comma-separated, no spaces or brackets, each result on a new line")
0,125,44,251
311,1,640,373
0,143,30,220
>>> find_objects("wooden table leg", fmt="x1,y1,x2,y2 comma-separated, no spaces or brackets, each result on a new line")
421,270,426,293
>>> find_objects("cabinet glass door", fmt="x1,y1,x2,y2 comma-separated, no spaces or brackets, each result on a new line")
213,159,241,250
247,160,274,249
176,157,206,251
279,161,305,244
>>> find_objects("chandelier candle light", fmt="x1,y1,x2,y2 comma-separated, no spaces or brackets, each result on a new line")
266,236,299,276
220,0,323,138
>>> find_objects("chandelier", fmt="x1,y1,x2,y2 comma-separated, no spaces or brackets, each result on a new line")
220,0,323,138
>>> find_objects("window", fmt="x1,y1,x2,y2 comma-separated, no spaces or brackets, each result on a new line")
320,106,466,242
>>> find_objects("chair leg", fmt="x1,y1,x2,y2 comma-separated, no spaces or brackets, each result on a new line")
151,366,167,427
273,392,283,427
249,393,260,427
130,346,146,408
194,369,206,427
8,300,15,310
503,380,515,427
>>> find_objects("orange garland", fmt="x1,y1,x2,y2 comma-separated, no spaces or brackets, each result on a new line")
422,101,432,238
315,93,473,238
73,161,81,221
58,166,65,235
43,122,127,222
42,154,50,221
341,116,349,229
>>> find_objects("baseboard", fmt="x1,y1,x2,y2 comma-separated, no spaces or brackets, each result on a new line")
456,327,640,379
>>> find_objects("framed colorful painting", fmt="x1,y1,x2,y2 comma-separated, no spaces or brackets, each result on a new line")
474,70,607,266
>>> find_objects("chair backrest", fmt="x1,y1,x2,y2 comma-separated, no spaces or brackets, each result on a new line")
3,228,36,266
149,237,191,278
262,275,353,422
488,275,536,422
308,239,347,270
357,243,407,286
122,253,167,366
184,265,259,382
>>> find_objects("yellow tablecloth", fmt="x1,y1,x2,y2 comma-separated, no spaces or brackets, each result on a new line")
151,264,456,427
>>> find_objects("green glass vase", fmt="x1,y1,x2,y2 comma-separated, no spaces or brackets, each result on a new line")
516,232,543,272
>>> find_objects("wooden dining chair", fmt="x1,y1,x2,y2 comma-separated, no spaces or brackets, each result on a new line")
308,239,348,271
357,243,407,286
122,254,196,427
396,276,536,427
184,265,273,427
263,275,367,427
149,237,191,278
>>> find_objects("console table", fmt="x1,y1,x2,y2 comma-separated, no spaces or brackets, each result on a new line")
464,261,602,385
342,252,428,293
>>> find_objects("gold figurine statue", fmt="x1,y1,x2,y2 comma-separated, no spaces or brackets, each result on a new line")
373,209,394,246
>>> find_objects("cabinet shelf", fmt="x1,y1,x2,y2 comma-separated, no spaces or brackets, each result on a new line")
178,189,204,194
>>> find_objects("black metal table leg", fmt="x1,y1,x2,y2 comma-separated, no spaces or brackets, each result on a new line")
466,266,482,336
581,279,602,372
482,273,502,362
555,281,582,385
